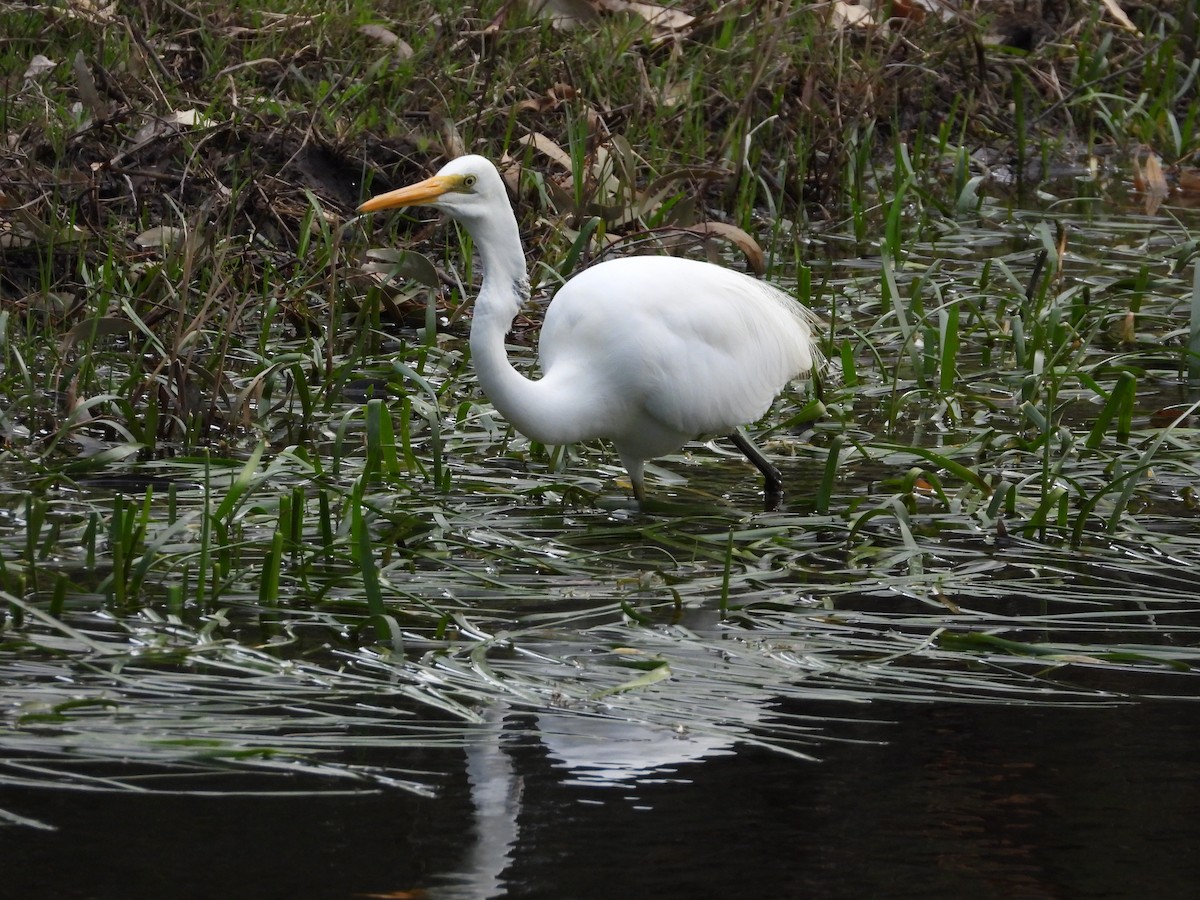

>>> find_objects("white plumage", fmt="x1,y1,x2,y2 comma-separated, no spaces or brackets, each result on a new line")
359,155,819,502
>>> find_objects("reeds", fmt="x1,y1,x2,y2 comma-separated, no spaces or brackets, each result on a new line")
2,0,1199,805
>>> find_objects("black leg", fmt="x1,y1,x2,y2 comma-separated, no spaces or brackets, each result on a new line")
729,430,783,498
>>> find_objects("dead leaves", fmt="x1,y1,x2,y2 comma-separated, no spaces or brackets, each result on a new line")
501,130,770,274
22,54,57,80
1132,150,1200,217
507,0,1141,57
514,83,579,116
362,122,772,318
680,222,765,274
358,24,415,60
597,0,693,32
516,0,895,37
1133,152,1169,216
517,0,599,31
1097,0,1140,35
829,1,874,30
0,190,86,251
518,0,692,36
59,0,118,23
826,0,1138,35
71,50,108,119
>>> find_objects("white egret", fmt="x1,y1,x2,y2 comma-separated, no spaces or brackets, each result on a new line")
359,155,820,503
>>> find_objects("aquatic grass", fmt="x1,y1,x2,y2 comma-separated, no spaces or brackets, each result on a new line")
4,0,1200,812
1189,261,1200,384
0,591,470,797
4,446,1200,801
1085,370,1137,448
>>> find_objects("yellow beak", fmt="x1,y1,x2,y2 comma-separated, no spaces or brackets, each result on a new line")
358,174,457,213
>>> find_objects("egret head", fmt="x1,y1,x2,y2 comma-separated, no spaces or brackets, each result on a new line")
358,155,508,226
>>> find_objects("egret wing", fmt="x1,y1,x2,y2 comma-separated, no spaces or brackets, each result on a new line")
540,257,817,439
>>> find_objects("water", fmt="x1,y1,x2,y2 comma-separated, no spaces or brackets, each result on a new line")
4,696,1197,899
5,180,1200,898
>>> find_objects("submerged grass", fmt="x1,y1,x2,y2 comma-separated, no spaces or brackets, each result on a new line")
3,0,1200,806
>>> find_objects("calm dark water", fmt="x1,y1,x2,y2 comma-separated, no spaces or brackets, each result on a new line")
4,697,1197,900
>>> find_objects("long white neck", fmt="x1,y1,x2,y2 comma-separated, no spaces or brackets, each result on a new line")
461,208,572,445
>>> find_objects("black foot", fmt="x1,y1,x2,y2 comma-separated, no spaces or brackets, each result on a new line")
729,431,784,506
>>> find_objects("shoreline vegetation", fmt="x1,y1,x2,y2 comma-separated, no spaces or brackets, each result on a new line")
2,1,1200,800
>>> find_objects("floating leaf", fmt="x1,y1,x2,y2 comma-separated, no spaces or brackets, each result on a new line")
1134,151,1168,216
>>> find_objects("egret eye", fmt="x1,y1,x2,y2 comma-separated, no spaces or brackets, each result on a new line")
462,174,477,189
